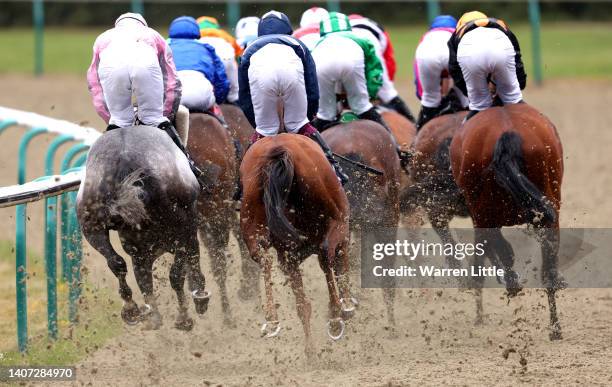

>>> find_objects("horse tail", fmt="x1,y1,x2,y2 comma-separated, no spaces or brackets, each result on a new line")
108,167,150,228
491,131,556,224
262,146,302,242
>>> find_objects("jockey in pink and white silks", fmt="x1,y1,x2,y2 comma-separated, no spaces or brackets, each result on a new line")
87,13,207,188
292,7,329,51
238,11,348,184
348,14,415,122
87,13,180,130
414,15,468,129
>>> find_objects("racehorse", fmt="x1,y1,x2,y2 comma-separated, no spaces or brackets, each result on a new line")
239,133,354,356
219,103,261,300
77,126,213,331
187,112,242,327
450,103,565,340
400,111,470,269
322,120,402,326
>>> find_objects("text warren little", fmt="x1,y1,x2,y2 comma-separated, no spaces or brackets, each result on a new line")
373,265,505,278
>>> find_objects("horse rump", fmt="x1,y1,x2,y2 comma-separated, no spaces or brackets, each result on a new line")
108,168,150,229
490,131,556,224
262,146,302,244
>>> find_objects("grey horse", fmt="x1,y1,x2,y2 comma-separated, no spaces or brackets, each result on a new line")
77,125,215,331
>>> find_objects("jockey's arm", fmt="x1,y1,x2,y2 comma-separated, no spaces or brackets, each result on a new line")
155,33,182,120
86,34,111,124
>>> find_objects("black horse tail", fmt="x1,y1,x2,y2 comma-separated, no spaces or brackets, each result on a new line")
262,147,302,243
491,132,556,224
108,167,150,229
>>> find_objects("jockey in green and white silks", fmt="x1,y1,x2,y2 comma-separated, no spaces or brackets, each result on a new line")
311,12,390,132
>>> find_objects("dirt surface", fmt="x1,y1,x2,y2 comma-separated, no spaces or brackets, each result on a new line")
0,74,611,386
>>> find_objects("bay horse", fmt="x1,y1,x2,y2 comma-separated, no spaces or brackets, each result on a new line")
450,103,565,340
400,111,470,270
187,112,244,327
322,120,402,326
77,126,213,331
240,133,353,356
219,103,261,300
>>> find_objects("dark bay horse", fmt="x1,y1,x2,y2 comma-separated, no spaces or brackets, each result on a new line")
450,103,565,340
219,103,261,300
400,111,470,269
187,112,243,327
322,120,401,325
77,126,212,331
240,133,353,356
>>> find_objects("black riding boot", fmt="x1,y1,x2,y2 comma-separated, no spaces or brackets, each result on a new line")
359,107,411,166
385,96,416,123
311,117,336,132
158,121,207,188
106,124,120,131
308,130,349,185
462,110,480,124
416,106,441,131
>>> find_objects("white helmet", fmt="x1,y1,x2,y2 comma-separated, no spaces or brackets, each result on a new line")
115,12,147,27
235,16,260,48
299,7,329,28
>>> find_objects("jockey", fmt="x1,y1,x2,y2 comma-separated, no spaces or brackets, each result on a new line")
87,13,206,186
448,11,527,122
414,14,469,130
168,16,229,112
348,14,415,122
235,16,260,50
292,7,329,51
238,10,348,184
197,16,240,104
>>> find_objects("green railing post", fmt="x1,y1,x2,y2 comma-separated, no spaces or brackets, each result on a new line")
33,0,44,76
16,203,28,352
15,127,47,352
42,134,74,340
426,0,440,24
528,0,543,85
60,144,89,281
327,0,341,13
226,0,240,31
0,119,17,134
131,0,144,15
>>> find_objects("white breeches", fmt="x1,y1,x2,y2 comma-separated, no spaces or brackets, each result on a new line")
457,27,522,111
200,37,239,103
177,70,215,112
312,36,371,120
248,43,309,136
98,42,166,127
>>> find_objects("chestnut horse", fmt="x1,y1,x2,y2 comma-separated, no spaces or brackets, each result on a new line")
322,120,401,325
240,133,353,356
188,112,239,327
400,111,469,269
450,103,565,340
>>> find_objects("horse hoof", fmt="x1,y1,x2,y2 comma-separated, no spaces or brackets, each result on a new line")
340,297,358,319
260,321,281,338
549,330,562,341
141,305,162,330
192,289,211,315
121,302,141,325
175,316,194,331
326,318,345,341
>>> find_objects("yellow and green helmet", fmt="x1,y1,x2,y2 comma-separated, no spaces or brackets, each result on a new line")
319,11,352,37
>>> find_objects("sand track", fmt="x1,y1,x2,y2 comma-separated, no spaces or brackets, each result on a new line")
0,75,611,386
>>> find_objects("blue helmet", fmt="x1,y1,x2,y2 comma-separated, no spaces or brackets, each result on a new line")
169,16,200,39
430,15,457,30
258,10,292,36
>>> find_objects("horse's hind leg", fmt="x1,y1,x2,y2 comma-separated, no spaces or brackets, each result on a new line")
327,219,357,319
184,230,211,316
233,217,261,301
130,253,162,330
201,221,235,327
260,251,280,337
487,228,522,296
83,228,140,324
539,226,564,340
279,258,314,359
317,250,344,341
169,247,194,331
